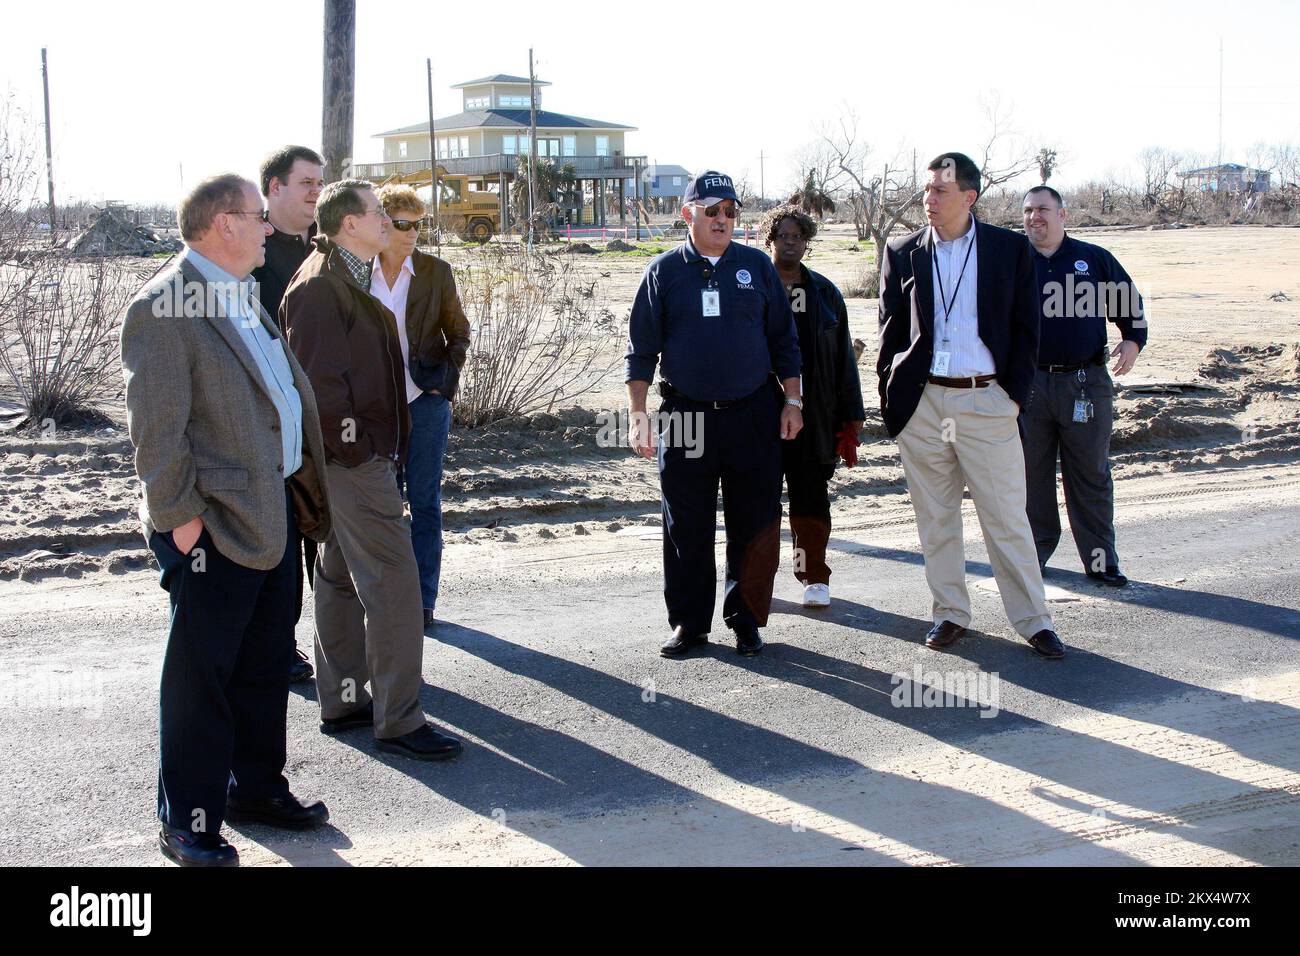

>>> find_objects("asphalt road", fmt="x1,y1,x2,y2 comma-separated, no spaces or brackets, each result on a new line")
2,462,1297,866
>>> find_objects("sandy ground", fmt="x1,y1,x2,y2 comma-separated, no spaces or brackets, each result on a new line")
0,224,1297,866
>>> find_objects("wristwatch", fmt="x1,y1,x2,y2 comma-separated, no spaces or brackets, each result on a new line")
785,397,804,410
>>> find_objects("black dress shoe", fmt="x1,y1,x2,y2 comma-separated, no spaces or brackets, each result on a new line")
734,625,764,657
423,609,437,629
925,620,967,648
376,724,463,762
320,700,374,735
1028,628,1066,659
226,793,329,830
290,646,314,683
660,625,708,657
1086,568,1129,587
159,825,238,867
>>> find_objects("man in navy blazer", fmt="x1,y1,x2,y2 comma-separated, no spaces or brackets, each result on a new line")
877,152,1064,659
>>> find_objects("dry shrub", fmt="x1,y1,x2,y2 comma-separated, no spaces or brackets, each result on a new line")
0,255,141,427
453,243,625,428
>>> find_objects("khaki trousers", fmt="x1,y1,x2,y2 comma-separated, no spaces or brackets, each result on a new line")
313,457,426,739
896,382,1053,638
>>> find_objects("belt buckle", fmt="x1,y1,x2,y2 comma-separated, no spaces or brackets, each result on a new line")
711,399,725,410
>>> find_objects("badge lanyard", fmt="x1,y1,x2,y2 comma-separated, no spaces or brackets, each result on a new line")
701,265,720,317
931,231,975,376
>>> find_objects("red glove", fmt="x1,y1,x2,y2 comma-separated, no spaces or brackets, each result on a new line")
836,423,861,467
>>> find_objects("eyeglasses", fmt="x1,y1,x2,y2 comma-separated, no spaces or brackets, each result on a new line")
694,203,737,219
226,209,270,222
389,217,428,232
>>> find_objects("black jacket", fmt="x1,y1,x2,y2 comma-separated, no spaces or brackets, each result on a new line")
876,217,1038,438
253,223,316,329
405,250,471,399
793,265,865,464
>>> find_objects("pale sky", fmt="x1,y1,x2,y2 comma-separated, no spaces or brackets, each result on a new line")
3,0,1297,206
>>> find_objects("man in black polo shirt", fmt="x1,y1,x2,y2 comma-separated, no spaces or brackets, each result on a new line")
625,171,803,657
253,145,326,682
1021,185,1147,587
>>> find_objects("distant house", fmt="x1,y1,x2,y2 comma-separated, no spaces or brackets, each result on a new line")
348,73,644,227
635,164,692,212
1178,163,1271,193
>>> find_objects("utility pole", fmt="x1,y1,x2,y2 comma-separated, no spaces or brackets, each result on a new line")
758,150,765,206
528,48,539,249
40,48,56,238
1217,36,1224,177
321,0,355,182
426,57,440,248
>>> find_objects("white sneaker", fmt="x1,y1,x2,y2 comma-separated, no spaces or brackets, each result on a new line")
802,583,831,607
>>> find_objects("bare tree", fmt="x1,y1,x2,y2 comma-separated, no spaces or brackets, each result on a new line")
814,112,922,280
1137,146,1182,211
974,92,1037,190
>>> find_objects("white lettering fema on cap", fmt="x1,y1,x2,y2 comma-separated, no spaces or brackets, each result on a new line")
703,176,733,188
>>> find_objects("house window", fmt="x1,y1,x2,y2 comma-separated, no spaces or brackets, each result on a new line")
398,141,408,159
539,138,560,157
498,95,530,108
465,95,490,110
563,135,576,157
673,176,682,186
502,135,516,155
438,136,469,158
595,136,609,157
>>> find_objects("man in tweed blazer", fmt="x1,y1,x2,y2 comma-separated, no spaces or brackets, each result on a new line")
121,174,332,866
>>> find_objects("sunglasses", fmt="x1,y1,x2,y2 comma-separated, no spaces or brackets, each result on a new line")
694,203,737,219
389,217,428,232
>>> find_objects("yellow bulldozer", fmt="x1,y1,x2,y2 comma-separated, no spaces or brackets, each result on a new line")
384,165,502,243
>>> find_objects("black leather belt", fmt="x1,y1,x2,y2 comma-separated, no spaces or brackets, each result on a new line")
1039,349,1107,374
658,381,759,409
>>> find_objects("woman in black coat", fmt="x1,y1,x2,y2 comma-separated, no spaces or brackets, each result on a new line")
762,205,865,607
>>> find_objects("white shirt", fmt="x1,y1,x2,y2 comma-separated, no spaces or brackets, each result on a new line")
931,216,996,377
370,255,423,403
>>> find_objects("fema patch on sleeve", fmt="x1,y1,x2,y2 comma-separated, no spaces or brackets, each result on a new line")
736,269,752,285
1074,260,1089,273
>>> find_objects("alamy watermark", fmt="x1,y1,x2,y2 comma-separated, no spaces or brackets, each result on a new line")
890,663,1000,718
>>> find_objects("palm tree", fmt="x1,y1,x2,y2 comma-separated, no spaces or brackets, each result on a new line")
511,156,578,224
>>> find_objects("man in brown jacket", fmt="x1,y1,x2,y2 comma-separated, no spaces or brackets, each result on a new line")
121,173,333,866
282,179,462,761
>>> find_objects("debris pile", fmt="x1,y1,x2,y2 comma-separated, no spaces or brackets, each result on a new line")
70,207,180,257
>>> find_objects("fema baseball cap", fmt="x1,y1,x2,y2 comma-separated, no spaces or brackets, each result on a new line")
684,170,741,207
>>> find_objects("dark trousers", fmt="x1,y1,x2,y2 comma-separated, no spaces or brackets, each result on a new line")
781,441,836,585
151,493,296,835
1020,364,1119,571
658,386,782,635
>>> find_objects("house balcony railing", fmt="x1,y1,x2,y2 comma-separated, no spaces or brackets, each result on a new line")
347,154,646,182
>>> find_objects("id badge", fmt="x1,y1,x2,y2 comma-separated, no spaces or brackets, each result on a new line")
702,289,720,317
1072,399,1093,423
931,349,951,376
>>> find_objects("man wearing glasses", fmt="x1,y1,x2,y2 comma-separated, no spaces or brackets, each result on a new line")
282,180,463,762
253,144,327,684
626,171,803,658
121,174,333,865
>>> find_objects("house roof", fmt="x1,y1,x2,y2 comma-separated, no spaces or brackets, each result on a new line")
376,109,636,137
644,164,691,178
1180,163,1256,175
451,74,551,89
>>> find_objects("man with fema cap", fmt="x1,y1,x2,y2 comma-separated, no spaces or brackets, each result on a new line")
625,170,804,658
